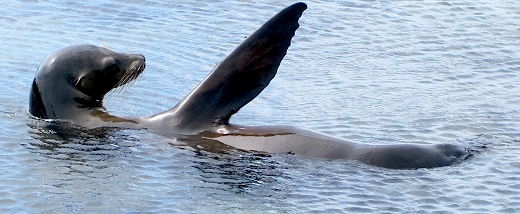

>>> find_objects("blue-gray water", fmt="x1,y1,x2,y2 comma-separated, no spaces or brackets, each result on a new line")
1,0,520,213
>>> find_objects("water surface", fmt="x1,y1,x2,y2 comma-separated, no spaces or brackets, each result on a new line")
1,0,520,213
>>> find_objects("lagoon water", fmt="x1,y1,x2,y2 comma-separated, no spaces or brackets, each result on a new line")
1,0,520,213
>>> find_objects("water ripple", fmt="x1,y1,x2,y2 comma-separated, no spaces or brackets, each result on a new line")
1,0,520,213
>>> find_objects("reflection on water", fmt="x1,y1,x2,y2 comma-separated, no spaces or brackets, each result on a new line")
1,0,520,213
193,151,284,194
29,120,285,194
28,121,132,169
24,121,291,212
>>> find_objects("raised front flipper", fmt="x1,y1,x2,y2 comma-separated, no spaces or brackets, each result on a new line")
149,3,307,134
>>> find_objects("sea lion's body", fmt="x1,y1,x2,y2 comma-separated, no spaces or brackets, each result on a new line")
29,2,467,169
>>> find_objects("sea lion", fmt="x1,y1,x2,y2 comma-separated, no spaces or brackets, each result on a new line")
29,44,145,127
28,2,468,169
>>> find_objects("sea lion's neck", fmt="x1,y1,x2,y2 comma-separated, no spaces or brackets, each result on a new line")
74,97,103,108
72,108,140,129
89,109,137,123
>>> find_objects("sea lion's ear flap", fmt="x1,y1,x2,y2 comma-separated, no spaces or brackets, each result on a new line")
164,2,307,131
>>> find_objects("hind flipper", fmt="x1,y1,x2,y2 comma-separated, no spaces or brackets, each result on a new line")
163,3,307,132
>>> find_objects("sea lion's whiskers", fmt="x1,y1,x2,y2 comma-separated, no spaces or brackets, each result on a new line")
107,64,143,102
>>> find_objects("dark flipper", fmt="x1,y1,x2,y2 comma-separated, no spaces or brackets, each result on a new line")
164,3,307,132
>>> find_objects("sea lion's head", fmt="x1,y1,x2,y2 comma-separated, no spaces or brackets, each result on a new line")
29,44,145,119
